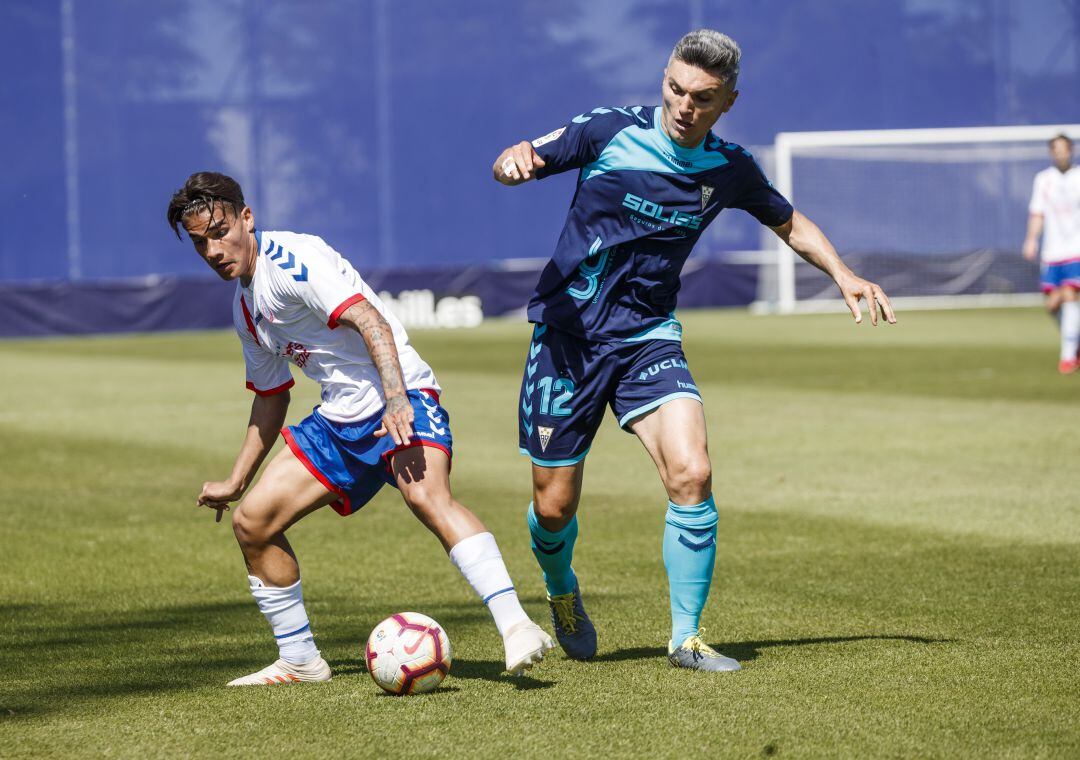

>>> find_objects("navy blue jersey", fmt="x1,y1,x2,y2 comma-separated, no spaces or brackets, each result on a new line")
527,105,793,341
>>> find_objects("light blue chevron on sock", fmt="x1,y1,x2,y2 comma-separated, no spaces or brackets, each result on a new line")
527,502,578,597
663,495,718,646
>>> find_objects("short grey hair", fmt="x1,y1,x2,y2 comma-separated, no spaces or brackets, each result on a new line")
670,29,741,87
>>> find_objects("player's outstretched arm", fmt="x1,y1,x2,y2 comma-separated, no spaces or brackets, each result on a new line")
197,391,290,522
770,210,897,326
492,141,546,185
337,300,415,446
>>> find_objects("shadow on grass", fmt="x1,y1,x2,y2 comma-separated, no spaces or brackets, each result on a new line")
328,657,554,691
0,603,42,616
374,685,462,697
0,705,48,721
448,659,555,690
595,634,950,664
0,600,310,716
0,594,560,720
0,600,258,652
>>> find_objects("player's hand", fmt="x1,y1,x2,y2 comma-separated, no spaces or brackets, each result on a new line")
1022,239,1039,262
836,273,896,326
374,394,415,447
493,141,546,185
197,480,243,523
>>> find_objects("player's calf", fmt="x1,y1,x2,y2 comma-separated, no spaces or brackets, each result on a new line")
531,463,584,531
1057,292,1080,372
526,501,596,660
395,474,484,553
230,448,335,583
225,574,329,686
445,530,555,674
663,496,719,651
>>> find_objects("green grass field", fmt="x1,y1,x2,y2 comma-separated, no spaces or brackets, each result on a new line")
1,308,1078,758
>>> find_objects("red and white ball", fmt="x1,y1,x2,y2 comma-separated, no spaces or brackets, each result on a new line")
365,612,452,695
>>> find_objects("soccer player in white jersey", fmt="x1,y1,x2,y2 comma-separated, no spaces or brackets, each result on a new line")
1023,134,1080,373
166,172,552,686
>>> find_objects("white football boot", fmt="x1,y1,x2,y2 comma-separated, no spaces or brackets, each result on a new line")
226,656,332,686
503,620,555,675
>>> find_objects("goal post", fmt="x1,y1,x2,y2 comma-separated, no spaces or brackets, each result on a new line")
764,124,1080,314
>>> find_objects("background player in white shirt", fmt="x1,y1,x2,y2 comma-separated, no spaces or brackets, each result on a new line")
1023,134,1080,373
166,172,552,686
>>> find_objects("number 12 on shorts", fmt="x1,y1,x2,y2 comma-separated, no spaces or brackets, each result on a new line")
536,376,575,416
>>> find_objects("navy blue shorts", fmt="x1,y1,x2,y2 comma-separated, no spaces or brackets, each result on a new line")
282,388,452,516
517,323,702,467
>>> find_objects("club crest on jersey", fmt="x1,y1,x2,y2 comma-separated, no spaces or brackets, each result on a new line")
701,185,714,210
538,426,554,452
531,127,565,148
256,296,276,323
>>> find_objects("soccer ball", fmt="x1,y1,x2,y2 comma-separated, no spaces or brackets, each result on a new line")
365,612,452,695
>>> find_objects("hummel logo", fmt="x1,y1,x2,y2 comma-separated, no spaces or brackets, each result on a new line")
265,239,309,282
701,185,714,210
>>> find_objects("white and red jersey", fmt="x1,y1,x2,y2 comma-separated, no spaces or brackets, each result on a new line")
233,230,439,423
1029,166,1080,264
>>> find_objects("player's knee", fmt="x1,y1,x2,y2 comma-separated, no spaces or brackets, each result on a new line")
667,457,712,502
533,490,577,523
401,483,450,519
232,504,273,549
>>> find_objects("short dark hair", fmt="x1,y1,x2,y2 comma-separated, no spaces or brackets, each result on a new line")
167,171,246,239
671,29,741,87
1049,133,1073,149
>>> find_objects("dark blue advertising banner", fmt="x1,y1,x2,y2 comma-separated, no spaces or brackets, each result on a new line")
2,0,1076,334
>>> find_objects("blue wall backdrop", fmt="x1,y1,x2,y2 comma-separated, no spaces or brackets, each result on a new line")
1,0,1078,288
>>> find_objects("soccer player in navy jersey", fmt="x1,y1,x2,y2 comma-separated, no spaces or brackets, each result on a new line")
492,29,896,671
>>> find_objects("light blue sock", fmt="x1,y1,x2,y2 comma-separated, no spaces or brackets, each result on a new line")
527,502,578,597
663,496,718,646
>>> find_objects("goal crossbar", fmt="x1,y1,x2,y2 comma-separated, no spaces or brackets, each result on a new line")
770,124,1080,313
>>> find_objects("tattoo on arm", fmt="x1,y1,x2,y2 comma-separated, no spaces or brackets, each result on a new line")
339,301,406,397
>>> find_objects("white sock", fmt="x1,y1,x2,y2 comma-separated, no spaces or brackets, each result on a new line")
249,575,320,665
1061,301,1080,361
449,532,530,637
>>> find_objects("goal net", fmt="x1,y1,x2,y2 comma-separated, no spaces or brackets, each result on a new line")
760,125,1080,313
